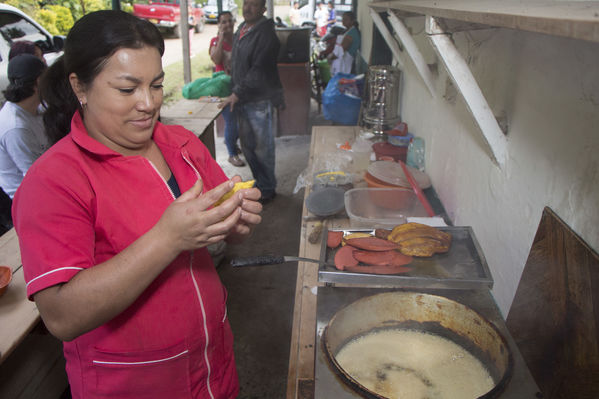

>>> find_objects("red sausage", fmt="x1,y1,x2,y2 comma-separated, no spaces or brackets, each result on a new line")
389,251,413,266
327,231,344,249
352,250,395,265
344,264,412,275
354,250,412,266
344,237,399,252
334,245,358,271
352,250,413,266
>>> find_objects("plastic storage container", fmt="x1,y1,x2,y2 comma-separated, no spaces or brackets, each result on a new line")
344,188,429,228
387,132,413,147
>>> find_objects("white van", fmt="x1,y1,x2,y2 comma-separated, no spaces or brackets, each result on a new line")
0,4,65,103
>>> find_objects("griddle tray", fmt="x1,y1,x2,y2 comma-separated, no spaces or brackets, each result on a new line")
318,226,493,289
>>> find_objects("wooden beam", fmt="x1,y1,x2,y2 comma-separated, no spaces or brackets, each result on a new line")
370,0,599,44
369,8,405,70
426,16,507,167
386,9,436,97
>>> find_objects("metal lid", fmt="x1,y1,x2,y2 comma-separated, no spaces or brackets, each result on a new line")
306,187,346,217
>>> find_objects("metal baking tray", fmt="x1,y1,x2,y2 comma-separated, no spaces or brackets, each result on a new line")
318,226,493,289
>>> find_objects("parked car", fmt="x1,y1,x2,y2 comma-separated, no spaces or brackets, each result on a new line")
0,4,65,104
133,0,205,38
202,0,238,23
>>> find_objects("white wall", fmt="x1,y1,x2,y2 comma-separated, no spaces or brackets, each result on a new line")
359,8,599,315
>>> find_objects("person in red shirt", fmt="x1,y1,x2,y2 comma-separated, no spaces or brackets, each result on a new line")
12,10,262,399
210,11,245,167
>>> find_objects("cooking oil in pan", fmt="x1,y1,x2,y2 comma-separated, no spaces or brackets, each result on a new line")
335,329,494,399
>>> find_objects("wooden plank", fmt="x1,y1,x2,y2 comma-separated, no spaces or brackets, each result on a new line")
506,207,599,398
369,9,406,70
369,0,599,43
286,126,361,399
0,228,21,273
426,16,508,167
160,98,223,159
160,98,223,119
0,228,41,365
386,9,436,97
0,329,67,399
0,267,40,364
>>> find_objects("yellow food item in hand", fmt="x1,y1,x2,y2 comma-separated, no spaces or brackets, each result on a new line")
214,180,255,206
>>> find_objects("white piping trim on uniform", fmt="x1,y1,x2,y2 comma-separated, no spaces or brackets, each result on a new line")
26,266,85,288
147,159,176,199
181,151,227,326
181,151,202,182
189,251,215,399
92,349,189,366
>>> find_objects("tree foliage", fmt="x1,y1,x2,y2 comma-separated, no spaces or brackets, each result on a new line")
4,0,131,36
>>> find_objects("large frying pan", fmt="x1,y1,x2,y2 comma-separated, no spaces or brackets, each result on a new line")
322,291,513,398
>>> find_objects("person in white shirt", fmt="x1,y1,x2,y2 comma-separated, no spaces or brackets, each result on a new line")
289,1,301,26
0,54,49,198
314,2,329,37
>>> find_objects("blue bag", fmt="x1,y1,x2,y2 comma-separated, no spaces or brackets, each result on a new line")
322,73,362,125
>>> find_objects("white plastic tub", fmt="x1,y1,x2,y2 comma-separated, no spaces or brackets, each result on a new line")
344,188,428,228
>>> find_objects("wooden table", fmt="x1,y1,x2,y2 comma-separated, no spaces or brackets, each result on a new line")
286,125,362,399
286,127,539,399
0,228,39,365
0,227,68,397
160,97,224,159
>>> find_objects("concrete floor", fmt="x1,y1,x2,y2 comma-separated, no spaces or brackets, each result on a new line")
213,100,329,398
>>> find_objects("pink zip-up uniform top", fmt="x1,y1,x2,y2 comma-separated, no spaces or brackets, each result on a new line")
12,112,239,399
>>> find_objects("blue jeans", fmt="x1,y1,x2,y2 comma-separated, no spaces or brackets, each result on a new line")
222,104,239,157
236,100,277,197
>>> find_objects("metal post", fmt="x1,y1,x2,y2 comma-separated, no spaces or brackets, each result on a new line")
112,0,120,11
266,0,273,19
218,0,223,14
308,0,315,20
180,0,192,84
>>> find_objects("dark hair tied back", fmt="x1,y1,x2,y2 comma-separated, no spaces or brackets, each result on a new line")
40,10,165,144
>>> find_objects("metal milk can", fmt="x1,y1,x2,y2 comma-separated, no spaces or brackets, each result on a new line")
361,65,402,135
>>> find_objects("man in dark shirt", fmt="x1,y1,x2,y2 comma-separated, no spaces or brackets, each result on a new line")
221,0,284,204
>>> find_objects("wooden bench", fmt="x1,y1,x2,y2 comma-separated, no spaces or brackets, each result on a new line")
160,97,224,159
0,228,68,398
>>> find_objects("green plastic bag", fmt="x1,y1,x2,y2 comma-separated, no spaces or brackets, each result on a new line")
182,71,232,99
318,59,331,85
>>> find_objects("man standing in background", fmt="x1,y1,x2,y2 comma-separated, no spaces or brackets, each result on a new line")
221,0,284,204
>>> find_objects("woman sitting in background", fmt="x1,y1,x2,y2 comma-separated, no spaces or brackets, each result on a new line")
0,54,49,198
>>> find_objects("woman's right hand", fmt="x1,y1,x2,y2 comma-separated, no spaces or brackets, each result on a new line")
156,179,243,253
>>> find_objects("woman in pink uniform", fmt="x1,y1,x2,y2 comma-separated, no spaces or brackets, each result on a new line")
12,10,262,399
